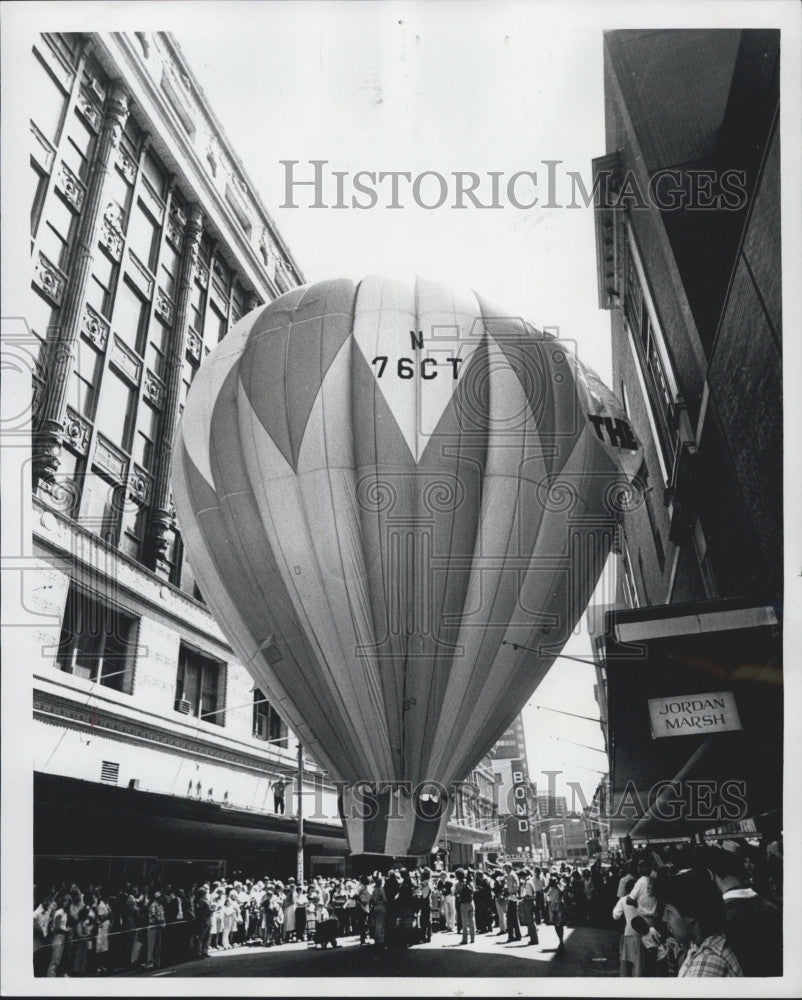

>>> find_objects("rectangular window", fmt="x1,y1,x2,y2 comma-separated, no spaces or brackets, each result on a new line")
31,48,69,144
189,281,205,336
28,290,56,353
86,251,116,318
625,228,680,476
56,583,136,692
68,336,101,416
114,277,148,350
141,149,167,198
209,300,228,344
36,192,76,270
94,367,135,451
126,200,159,271
61,134,91,183
106,166,133,220
231,283,246,327
78,470,122,545
176,645,224,725
159,243,179,298
253,689,287,743
131,399,159,470
144,317,169,379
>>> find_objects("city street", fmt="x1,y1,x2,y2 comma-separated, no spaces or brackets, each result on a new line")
136,925,620,979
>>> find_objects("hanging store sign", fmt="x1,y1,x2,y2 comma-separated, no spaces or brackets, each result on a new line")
648,691,742,739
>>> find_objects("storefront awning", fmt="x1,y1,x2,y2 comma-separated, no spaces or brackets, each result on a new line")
601,598,782,842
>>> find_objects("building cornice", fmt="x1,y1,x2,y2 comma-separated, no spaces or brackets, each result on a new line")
87,31,304,305
33,686,318,782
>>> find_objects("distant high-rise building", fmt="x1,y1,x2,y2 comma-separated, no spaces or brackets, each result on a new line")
491,714,536,857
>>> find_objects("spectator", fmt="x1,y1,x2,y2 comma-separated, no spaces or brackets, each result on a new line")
33,892,55,977
613,872,640,976
144,890,165,968
703,845,782,976
295,884,309,942
369,875,387,946
533,866,547,924
271,777,289,815
492,872,508,935
193,887,212,958
46,895,70,977
94,891,112,974
674,871,743,977
519,868,538,945
503,863,522,942
546,875,566,949
474,872,494,935
441,876,456,932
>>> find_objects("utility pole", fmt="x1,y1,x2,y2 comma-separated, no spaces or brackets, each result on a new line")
296,741,305,885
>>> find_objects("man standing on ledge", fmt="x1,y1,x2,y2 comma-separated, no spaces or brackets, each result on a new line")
271,777,288,815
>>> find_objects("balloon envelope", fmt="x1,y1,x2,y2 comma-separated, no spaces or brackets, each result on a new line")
172,276,641,855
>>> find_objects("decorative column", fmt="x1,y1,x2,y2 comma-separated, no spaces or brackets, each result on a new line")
33,81,130,488
146,203,204,577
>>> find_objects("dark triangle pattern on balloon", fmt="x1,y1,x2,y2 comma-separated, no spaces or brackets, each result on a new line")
240,279,356,471
203,367,371,780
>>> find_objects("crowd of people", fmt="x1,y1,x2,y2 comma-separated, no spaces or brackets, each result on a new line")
611,839,782,977
32,837,782,979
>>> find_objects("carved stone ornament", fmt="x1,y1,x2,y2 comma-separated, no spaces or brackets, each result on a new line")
56,160,86,211
155,287,175,325
94,434,128,484
144,369,165,408
99,202,125,261
117,146,137,184
186,328,202,362
33,253,66,307
76,90,102,131
166,206,185,248
64,407,91,455
128,464,153,505
80,304,109,351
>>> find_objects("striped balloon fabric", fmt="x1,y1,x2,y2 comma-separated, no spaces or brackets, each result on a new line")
172,276,641,857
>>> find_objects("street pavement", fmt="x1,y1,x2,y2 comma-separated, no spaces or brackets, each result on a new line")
138,924,620,978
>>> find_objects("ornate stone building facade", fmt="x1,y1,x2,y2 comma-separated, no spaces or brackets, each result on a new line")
27,30,348,884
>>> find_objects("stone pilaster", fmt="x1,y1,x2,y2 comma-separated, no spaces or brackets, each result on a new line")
34,81,130,487
146,203,204,577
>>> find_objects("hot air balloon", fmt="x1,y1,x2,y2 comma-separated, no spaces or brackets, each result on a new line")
172,276,641,858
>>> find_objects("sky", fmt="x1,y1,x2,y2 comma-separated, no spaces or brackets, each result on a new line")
177,1,613,377
175,1,612,804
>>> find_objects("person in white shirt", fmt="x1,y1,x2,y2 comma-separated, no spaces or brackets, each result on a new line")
626,860,658,917
613,874,641,976
504,864,522,942
519,869,538,945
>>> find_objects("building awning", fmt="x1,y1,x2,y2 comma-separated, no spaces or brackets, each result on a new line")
34,771,347,859
446,821,497,846
601,598,782,842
